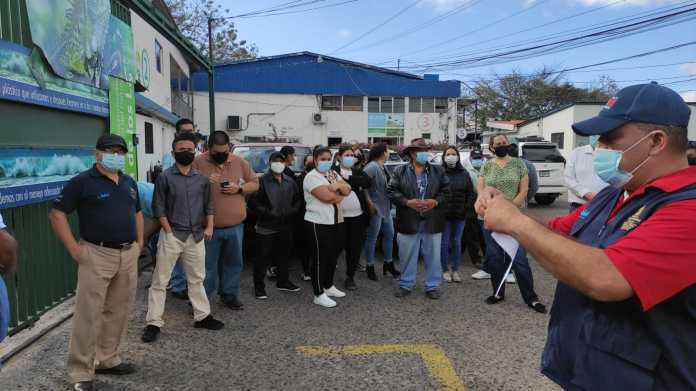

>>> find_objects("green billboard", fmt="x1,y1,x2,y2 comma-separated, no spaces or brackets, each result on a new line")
108,76,137,178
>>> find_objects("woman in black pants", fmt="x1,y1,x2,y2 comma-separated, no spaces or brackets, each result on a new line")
297,154,314,281
303,146,351,308
332,145,372,291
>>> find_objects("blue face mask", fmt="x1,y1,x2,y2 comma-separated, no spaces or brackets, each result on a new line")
415,151,429,164
471,159,483,168
593,132,653,189
589,135,600,147
342,156,355,169
317,160,332,173
101,152,125,172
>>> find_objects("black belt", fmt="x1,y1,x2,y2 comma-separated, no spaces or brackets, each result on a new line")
86,240,134,250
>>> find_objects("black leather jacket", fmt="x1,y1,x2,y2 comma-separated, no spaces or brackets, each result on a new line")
248,171,302,231
388,163,449,234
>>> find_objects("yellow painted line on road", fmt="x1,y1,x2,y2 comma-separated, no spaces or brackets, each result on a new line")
297,343,466,391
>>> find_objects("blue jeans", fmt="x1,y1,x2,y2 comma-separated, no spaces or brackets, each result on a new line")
364,214,394,266
169,258,187,293
482,228,539,304
204,225,244,301
440,220,465,272
397,231,442,291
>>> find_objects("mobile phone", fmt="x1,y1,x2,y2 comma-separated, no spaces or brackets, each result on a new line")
220,181,230,188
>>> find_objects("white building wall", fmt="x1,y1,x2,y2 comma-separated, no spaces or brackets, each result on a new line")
194,93,459,146
130,10,193,180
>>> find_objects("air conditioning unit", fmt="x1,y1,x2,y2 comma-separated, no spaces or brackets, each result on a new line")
227,115,241,131
312,113,326,125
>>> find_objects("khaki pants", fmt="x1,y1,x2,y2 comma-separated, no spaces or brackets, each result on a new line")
146,231,210,327
67,240,139,383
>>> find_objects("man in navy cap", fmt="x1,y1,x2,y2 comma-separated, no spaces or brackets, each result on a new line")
50,134,143,391
477,83,696,390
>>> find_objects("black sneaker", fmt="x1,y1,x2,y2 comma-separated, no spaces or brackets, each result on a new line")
170,290,188,300
277,281,301,292
194,315,225,330
425,290,441,300
344,277,357,291
141,325,160,343
255,287,268,300
356,263,367,272
224,296,244,310
529,301,547,314
95,362,137,376
73,381,94,391
394,288,411,298
485,295,505,305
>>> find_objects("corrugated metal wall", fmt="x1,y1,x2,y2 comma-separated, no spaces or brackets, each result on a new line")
0,0,31,47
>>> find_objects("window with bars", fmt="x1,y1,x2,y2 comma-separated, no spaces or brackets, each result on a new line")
144,122,154,154
321,96,342,111
342,96,363,111
435,98,449,113
111,0,131,25
368,97,380,112
155,40,163,73
422,98,435,113
409,97,421,112
393,97,405,113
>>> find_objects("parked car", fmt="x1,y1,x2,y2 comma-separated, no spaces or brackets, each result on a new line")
518,140,566,205
232,143,312,176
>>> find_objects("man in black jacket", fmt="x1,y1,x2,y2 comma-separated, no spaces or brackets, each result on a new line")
248,152,303,299
388,138,449,299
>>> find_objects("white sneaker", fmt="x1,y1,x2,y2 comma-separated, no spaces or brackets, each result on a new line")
443,271,452,283
313,293,337,308
325,285,346,298
472,270,491,280
506,274,517,284
452,271,462,283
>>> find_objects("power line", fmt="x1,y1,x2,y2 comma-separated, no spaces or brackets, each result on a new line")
393,5,696,72
329,0,423,55
373,0,550,65
377,0,695,69
234,0,360,18
338,0,486,54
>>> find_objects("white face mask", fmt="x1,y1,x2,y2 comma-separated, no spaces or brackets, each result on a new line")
444,155,458,167
270,162,286,174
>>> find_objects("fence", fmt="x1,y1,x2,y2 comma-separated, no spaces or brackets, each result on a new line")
3,201,78,335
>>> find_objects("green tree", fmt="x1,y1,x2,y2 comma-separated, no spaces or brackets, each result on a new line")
165,0,258,64
465,69,617,132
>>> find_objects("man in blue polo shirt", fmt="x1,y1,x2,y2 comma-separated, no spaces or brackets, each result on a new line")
50,134,144,391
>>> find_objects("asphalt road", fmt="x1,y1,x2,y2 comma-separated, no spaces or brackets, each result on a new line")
0,197,571,391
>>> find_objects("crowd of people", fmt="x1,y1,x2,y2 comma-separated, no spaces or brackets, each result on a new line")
1,83,695,391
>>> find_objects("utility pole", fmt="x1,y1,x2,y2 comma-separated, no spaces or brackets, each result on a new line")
207,16,216,134
474,99,478,141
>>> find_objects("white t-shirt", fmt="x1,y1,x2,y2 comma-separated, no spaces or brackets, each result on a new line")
338,168,362,218
304,170,337,225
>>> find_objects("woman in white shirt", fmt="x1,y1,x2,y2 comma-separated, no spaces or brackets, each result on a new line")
304,146,352,308
332,145,373,291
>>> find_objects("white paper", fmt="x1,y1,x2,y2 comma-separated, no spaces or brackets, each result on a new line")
491,232,519,259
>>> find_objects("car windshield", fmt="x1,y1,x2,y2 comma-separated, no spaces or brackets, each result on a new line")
233,146,311,174
522,145,565,163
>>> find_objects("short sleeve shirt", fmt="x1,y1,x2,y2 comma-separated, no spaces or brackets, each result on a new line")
548,166,696,311
481,158,528,201
304,170,336,225
53,165,141,243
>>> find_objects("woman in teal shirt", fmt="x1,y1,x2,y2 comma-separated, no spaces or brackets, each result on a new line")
478,134,546,313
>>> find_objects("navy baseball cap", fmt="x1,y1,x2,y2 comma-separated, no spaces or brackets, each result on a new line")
96,134,128,152
572,82,691,136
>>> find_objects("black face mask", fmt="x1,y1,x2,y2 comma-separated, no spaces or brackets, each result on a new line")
174,151,195,166
211,152,228,164
689,157,696,166
493,146,509,158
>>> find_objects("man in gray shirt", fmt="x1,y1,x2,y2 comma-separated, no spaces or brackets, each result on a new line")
143,133,224,343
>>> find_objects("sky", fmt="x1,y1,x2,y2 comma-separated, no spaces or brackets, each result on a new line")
219,0,696,101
